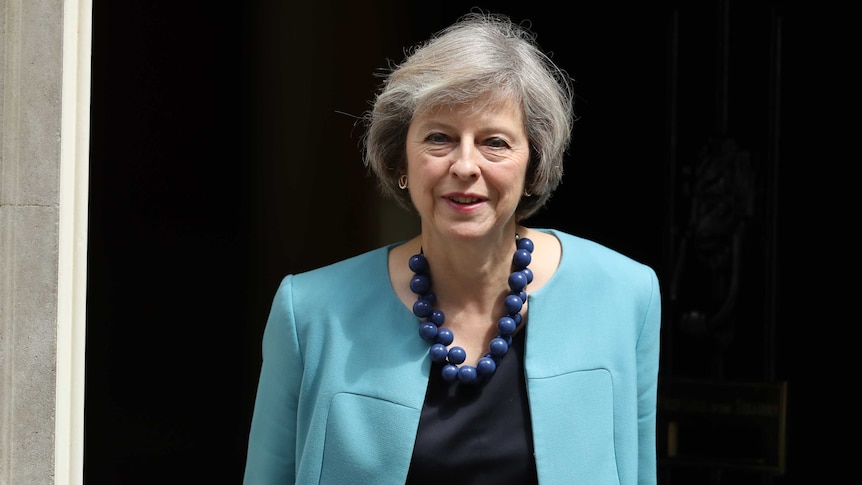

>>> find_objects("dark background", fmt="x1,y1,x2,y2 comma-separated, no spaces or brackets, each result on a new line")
86,1,847,483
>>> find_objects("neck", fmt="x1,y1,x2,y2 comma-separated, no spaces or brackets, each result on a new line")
418,224,522,308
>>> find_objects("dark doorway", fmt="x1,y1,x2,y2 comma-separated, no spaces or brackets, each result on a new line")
86,1,839,483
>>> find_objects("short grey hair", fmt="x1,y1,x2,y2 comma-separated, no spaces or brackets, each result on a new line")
361,11,574,220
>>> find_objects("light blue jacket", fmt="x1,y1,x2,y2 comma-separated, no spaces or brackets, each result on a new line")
244,230,662,484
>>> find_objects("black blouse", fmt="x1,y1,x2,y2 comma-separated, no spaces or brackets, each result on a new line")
405,327,539,484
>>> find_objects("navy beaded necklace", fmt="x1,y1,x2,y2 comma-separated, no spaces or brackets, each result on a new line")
409,234,534,385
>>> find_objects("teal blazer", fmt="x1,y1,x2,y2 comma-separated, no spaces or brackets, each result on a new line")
244,230,662,484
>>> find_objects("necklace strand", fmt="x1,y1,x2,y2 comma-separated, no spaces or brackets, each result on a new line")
409,234,534,385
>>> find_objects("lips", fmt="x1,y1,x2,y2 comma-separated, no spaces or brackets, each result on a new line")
447,195,484,204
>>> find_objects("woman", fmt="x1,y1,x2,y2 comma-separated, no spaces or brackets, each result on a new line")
244,11,661,485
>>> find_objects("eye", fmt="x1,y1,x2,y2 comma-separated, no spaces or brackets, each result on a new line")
425,132,450,144
485,137,511,149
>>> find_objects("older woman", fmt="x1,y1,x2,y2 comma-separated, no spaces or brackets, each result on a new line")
244,12,661,485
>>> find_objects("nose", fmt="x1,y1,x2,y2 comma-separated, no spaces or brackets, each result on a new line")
450,142,481,179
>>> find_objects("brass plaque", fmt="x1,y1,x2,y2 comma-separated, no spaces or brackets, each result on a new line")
657,378,787,473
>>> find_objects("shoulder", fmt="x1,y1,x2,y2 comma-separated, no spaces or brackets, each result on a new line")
532,229,661,335
269,244,397,307
553,229,651,269
539,228,659,292
292,244,392,285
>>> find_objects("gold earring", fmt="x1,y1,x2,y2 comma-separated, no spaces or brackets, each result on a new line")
398,174,409,189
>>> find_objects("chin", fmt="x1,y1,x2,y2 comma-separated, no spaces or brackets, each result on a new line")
443,223,510,242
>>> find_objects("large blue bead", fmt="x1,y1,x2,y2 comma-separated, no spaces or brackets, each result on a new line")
458,366,478,384
504,294,523,314
489,337,509,356
409,254,428,273
410,274,430,295
419,323,438,341
513,249,532,269
413,299,432,318
441,364,459,382
429,309,445,326
436,328,454,345
497,316,516,335
522,267,534,283
447,346,467,365
517,237,534,253
508,271,527,291
429,343,448,362
476,357,497,376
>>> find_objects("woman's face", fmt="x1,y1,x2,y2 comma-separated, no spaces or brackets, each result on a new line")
405,97,530,242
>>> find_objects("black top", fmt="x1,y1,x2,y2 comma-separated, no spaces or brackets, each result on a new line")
405,327,539,484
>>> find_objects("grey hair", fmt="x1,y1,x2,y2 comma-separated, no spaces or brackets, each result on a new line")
361,11,574,220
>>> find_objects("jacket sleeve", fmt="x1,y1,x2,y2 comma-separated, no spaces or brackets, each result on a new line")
637,267,662,485
244,276,302,484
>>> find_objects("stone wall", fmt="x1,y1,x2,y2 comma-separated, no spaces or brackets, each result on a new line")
1,0,85,483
